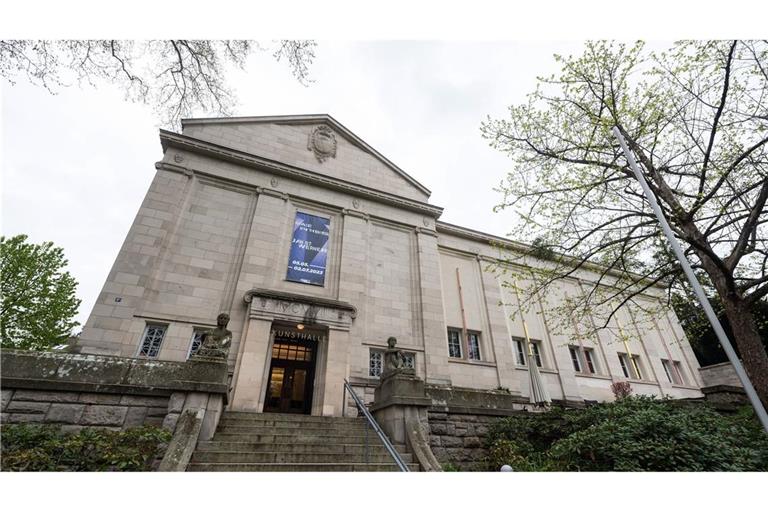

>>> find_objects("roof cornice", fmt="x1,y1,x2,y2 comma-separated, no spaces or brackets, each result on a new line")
159,130,444,218
180,114,431,197
435,221,667,290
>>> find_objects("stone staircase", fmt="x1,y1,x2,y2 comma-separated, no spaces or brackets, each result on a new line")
187,411,419,471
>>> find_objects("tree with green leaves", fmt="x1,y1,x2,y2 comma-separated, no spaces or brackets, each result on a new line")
0,40,316,128
0,235,81,350
481,41,768,406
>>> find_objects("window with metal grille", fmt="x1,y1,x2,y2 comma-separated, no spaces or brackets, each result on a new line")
138,324,166,358
467,331,481,360
187,329,206,359
369,349,415,377
369,350,383,377
447,328,462,358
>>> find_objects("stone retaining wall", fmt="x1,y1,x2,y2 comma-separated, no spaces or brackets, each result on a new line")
427,411,498,470
1,389,171,431
0,350,228,437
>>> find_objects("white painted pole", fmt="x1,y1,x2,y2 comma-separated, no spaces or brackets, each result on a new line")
612,126,768,433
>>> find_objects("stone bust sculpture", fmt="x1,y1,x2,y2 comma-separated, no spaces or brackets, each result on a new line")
382,336,414,378
384,336,404,373
196,313,232,360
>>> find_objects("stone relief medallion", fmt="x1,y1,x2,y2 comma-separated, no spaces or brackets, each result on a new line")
307,125,337,163
423,217,430,227
173,153,184,163
270,177,279,188
352,199,360,209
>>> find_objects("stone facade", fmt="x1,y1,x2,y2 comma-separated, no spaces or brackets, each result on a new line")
75,114,705,418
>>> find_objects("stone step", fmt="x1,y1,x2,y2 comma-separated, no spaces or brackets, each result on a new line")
196,441,407,455
214,425,373,436
186,462,418,472
217,418,368,429
222,412,363,423
190,451,414,464
208,433,389,445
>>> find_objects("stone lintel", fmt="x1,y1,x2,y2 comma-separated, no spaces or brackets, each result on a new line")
244,288,356,330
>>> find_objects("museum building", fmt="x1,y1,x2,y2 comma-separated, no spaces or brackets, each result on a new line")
76,114,704,417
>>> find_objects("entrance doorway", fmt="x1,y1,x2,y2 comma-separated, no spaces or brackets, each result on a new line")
264,328,319,414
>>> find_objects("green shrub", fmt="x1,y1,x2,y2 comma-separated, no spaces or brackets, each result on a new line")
441,462,460,472
483,397,768,472
1,424,172,471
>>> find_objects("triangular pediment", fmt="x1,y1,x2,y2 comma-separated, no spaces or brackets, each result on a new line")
179,114,431,202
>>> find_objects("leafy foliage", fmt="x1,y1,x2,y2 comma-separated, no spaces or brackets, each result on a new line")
484,397,768,471
481,40,768,406
0,40,316,128
0,424,171,472
0,234,81,350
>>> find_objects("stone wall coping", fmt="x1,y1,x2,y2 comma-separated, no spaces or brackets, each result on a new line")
1,350,229,402
699,361,740,370
701,384,747,395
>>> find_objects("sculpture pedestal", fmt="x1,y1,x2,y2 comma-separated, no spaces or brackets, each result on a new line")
371,372,442,471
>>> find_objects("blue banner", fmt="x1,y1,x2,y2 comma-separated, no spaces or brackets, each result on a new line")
286,212,331,286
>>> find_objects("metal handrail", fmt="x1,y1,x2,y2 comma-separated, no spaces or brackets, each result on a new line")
343,379,410,472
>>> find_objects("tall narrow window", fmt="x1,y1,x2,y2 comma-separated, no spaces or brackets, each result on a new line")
447,328,462,358
187,329,206,360
514,338,527,366
531,341,543,368
369,350,383,377
569,346,582,372
138,324,166,358
673,361,686,385
619,353,630,378
583,348,597,374
467,331,481,361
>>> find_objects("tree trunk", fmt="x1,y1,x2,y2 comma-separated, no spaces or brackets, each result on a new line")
722,296,768,408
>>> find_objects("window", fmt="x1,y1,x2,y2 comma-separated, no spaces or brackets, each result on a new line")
138,324,166,358
618,353,643,380
569,346,582,372
583,348,597,373
369,350,383,377
187,329,206,359
514,338,527,366
662,359,686,385
447,328,462,358
513,337,543,367
531,340,543,367
467,331,481,361
369,349,415,377
570,346,598,374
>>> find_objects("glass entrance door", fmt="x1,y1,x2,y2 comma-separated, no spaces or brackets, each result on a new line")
264,337,316,414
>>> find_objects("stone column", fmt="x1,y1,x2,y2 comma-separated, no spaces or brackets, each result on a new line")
478,256,523,395
230,317,273,411
317,326,351,416
415,228,452,386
